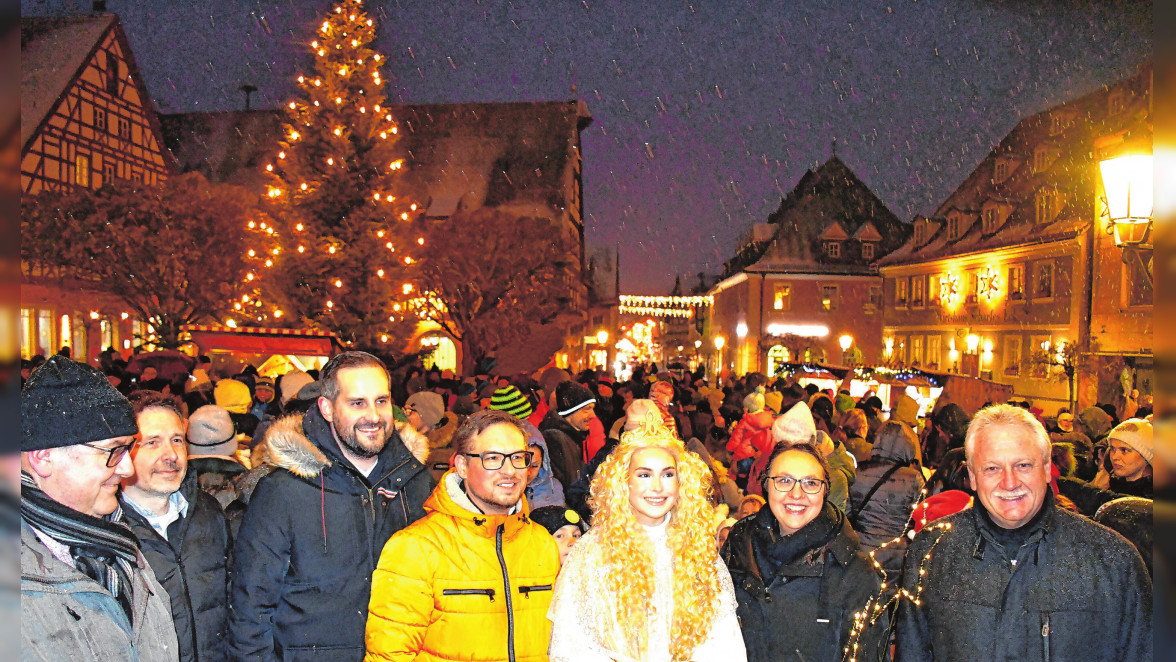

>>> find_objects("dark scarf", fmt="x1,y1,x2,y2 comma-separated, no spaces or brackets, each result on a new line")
21,472,140,622
751,501,844,581
976,489,1054,562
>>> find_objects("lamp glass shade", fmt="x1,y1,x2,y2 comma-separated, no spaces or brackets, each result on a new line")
839,335,853,351
1100,155,1153,224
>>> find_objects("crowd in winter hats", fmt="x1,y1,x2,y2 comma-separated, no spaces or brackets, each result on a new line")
21,355,138,451
529,506,586,536
1109,418,1153,465
214,379,253,415
772,400,817,445
187,405,237,457
742,386,766,414
279,370,315,406
489,386,534,419
555,381,595,417
406,391,446,429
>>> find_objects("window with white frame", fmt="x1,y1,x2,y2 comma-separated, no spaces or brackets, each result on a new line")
825,242,841,258
1036,189,1056,224
1005,336,1022,377
1008,265,1025,300
926,336,941,369
911,276,925,307
861,242,875,260
895,278,908,307
982,207,997,234
911,336,924,367
1035,262,1054,299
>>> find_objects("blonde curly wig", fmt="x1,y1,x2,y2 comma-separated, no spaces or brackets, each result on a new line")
587,411,723,661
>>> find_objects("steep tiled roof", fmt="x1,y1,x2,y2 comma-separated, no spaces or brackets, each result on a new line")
878,65,1151,266
21,15,115,150
725,155,909,276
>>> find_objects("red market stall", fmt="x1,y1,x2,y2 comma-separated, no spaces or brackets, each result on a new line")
181,325,345,377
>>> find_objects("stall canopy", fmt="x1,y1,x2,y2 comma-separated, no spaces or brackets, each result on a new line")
181,325,344,360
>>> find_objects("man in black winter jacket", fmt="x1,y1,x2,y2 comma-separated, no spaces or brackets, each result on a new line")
120,390,231,662
228,352,430,662
897,404,1151,661
538,380,596,488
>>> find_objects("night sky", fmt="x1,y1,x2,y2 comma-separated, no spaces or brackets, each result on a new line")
23,0,1152,292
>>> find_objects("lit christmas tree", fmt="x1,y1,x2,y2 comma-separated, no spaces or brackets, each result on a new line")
237,0,422,348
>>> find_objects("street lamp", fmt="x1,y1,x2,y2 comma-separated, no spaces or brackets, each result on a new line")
714,336,725,351
839,334,853,366
1099,154,1153,248
596,330,609,345
735,322,748,339
966,334,980,354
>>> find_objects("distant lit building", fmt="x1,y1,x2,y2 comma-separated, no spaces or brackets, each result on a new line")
708,156,911,377
878,65,1152,415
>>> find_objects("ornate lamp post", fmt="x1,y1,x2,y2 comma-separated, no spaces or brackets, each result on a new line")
1099,153,1153,276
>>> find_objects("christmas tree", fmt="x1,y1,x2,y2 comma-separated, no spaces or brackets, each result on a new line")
238,0,422,348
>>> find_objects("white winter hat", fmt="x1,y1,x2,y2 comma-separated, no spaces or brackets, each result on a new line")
772,401,816,445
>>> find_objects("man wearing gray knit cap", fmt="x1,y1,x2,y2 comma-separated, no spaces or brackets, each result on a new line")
20,355,179,661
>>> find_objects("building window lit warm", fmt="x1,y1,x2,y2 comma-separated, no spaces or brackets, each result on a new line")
1005,336,1022,377
895,278,908,307
928,274,941,305
821,285,839,311
926,335,941,369
773,284,791,311
911,276,925,308
76,155,90,188
867,286,882,310
1035,262,1054,299
910,336,924,367
1008,265,1024,300
825,241,841,258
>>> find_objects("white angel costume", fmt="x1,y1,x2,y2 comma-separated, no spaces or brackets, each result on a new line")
547,516,747,662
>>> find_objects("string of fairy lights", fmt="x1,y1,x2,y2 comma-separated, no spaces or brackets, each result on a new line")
838,488,955,662
229,0,440,341
617,294,713,318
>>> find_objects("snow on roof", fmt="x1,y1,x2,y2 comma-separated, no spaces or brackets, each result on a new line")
21,15,115,150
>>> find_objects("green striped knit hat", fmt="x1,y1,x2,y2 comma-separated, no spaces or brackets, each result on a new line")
489,386,533,419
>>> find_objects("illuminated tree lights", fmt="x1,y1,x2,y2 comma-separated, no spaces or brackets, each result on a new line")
240,0,422,347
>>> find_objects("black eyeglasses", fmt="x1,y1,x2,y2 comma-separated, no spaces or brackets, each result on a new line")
462,451,534,471
82,442,135,467
767,474,829,495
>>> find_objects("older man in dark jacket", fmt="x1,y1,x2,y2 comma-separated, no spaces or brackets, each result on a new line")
229,352,430,662
119,391,232,662
897,404,1151,661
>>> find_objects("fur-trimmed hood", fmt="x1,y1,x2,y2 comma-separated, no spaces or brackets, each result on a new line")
262,411,430,479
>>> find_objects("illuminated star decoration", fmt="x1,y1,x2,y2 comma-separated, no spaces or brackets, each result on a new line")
979,267,1001,301
939,273,960,305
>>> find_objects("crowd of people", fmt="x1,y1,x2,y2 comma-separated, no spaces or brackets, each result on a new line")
19,350,1155,661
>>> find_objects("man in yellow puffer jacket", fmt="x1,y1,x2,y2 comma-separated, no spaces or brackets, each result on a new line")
366,409,561,662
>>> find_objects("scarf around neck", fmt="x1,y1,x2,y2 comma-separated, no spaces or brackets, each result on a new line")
21,472,140,622
751,501,843,581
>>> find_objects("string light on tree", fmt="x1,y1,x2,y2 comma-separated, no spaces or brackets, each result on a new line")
243,0,422,346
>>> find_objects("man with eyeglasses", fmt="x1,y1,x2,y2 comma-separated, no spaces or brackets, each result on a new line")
367,409,560,661
20,355,179,661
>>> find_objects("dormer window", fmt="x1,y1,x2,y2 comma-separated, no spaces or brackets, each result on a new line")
1034,145,1053,173
994,160,1008,183
861,242,875,260
947,216,959,240
1109,88,1126,115
1036,189,1057,224
913,223,925,245
824,241,841,258
1049,113,1069,136
982,208,997,234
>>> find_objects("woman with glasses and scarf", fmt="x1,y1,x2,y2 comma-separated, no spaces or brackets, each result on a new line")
721,442,889,662
548,412,746,662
